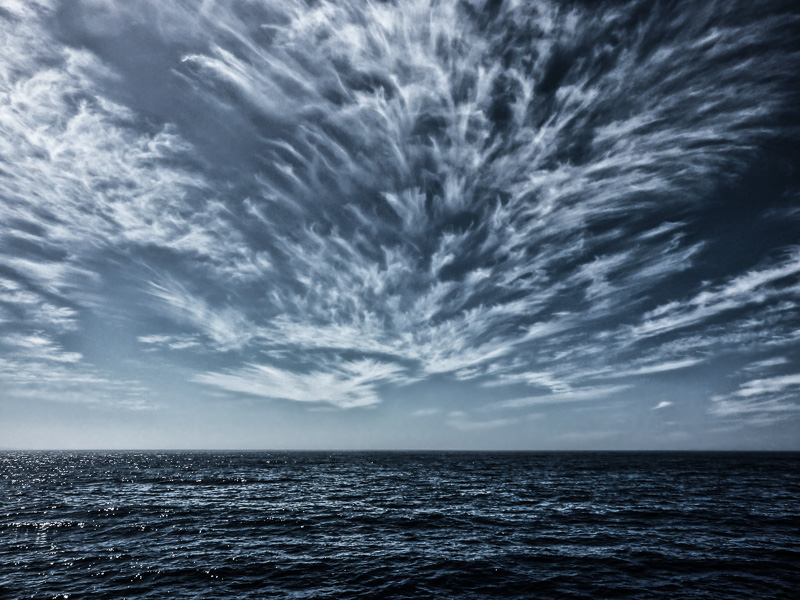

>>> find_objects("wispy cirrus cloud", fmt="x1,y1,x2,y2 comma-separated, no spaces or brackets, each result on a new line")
0,277,79,331
446,411,516,432
632,249,800,340
732,374,800,399
1,331,82,363
709,351,800,425
146,280,258,351
1,0,799,450
607,358,705,378
193,358,408,409
0,334,152,410
498,385,633,409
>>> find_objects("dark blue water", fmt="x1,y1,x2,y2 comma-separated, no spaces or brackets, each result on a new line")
2,452,799,599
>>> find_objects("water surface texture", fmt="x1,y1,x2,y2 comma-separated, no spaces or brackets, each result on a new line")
2,452,799,599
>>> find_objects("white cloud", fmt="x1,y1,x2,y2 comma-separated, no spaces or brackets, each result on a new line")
2,332,82,363
743,357,789,372
0,277,79,331
411,408,440,417
733,373,800,398
0,353,153,410
193,359,408,409
147,281,257,351
446,411,515,431
610,358,704,378
633,249,800,339
709,372,800,423
137,334,203,352
1,0,798,426
499,385,632,409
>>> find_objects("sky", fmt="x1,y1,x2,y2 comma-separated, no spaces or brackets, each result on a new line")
1,0,799,450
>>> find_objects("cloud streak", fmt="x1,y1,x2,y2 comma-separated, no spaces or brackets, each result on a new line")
1,0,799,447
193,359,407,409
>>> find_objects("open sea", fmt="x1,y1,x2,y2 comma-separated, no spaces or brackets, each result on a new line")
1,451,799,599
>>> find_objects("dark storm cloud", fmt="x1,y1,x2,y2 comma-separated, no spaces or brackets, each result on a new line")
1,0,799,441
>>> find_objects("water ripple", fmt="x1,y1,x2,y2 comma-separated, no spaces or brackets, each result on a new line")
1,451,799,599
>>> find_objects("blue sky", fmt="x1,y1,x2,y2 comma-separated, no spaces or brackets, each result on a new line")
1,0,799,449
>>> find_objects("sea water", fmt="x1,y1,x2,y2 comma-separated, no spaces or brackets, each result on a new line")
2,451,798,599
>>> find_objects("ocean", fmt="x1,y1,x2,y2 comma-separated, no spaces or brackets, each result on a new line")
2,451,798,599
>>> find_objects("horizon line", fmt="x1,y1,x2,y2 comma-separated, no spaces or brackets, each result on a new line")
3,448,799,453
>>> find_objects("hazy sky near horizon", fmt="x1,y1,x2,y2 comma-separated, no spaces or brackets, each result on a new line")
1,0,799,449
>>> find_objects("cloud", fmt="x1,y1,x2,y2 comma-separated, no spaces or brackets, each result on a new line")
193,358,408,409
2,332,82,363
146,280,257,351
0,351,152,411
1,0,799,432
446,411,516,432
610,358,704,378
732,374,800,398
743,357,789,372
411,408,440,417
653,401,673,410
710,373,800,424
137,334,202,352
0,277,79,331
632,249,800,339
483,370,572,393
499,385,632,409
